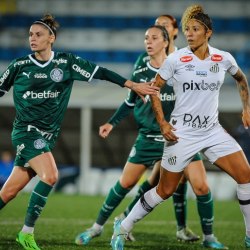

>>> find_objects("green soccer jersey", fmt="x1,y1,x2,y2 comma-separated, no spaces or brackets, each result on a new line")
128,61,175,135
133,52,149,71
0,51,121,141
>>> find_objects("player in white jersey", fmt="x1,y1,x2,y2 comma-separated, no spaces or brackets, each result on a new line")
111,4,250,250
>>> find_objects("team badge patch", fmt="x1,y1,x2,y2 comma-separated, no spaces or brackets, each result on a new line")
210,63,220,73
34,139,46,149
50,68,63,82
168,155,177,165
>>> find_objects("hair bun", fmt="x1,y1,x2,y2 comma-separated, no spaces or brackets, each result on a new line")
181,4,204,32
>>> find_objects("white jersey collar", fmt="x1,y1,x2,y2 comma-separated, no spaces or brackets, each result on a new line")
28,51,55,68
146,61,161,73
186,44,215,56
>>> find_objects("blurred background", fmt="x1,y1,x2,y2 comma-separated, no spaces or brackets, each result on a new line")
0,0,249,199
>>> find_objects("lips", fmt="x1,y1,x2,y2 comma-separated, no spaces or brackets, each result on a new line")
147,46,153,52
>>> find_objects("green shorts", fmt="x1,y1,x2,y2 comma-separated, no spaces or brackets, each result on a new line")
12,129,56,167
128,133,202,168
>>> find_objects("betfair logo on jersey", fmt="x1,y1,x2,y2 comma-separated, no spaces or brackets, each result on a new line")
72,64,91,78
22,90,60,99
161,93,175,101
144,93,175,103
183,80,220,93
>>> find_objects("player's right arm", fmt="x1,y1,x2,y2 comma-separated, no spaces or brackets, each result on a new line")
99,91,136,138
150,74,178,141
0,60,17,97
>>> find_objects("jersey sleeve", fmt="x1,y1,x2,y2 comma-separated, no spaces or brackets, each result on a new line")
69,53,99,82
0,60,18,97
93,67,127,87
158,54,175,82
107,101,133,127
224,52,239,76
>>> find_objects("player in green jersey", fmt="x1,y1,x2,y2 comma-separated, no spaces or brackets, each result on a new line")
133,14,178,71
0,14,158,250
75,24,173,246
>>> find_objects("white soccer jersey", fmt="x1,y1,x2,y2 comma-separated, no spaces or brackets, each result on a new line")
158,45,238,138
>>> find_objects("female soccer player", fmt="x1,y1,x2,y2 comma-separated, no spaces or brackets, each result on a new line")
111,4,250,250
76,16,225,249
118,14,222,246
0,14,158,250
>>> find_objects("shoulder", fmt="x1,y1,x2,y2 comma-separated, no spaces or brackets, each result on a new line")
209,46,235,62
134,52,149,70
54,51,74,60
9,55,31,68
137,52,149,62
132,65,148,77
167,47,190,61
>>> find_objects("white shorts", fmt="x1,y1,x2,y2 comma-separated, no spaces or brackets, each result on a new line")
161,125,242,172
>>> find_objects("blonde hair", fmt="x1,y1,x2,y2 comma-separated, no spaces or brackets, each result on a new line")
181,4,212,32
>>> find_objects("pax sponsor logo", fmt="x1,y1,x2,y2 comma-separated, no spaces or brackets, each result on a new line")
211,54,223,62
72,64,91,78
183,113,210,128
0,69,9,85
23,90,60,99
180,56,193,63
183,80,220,93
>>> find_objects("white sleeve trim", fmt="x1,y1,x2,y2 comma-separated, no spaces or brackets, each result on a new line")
88,65,99,82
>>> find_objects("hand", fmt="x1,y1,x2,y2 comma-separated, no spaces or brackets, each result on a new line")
160,120,179,142
99,123,113,138
242,108,250,129
125,80,159,103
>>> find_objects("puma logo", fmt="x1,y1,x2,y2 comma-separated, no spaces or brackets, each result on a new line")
23,72,31,78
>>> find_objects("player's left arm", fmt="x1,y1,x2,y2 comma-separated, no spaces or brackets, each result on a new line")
233,68,250,128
